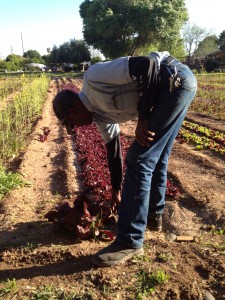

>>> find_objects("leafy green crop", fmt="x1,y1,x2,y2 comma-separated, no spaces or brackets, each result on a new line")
0,167,24,199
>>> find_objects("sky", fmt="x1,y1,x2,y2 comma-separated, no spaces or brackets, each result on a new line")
0,0,224,59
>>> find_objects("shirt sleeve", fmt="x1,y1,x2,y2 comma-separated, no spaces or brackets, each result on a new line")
106,134,123,191
95,122,120,143
129,56,159,120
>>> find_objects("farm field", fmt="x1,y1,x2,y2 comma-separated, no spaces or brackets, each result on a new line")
0,74,224,300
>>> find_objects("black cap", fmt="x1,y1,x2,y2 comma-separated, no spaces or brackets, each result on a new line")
52,89,77,134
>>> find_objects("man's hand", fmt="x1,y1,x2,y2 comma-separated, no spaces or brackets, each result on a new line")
135,120,155,147
111,189,121,213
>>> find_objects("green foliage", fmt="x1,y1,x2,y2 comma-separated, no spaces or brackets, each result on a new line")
31,284,93,300
195,35,219,57
23,49,44,63
5,61,22,71
49,39,91,64
0,60,7,70
211,227,224,235
158,37,186,58
0,167,24,199
91,56,102,64
0,278,17,297
217,30,225,51
0,74,50,165
204,58,220,72
136,268,170,298
6,54,23,63
4,54,26,71
138,37,186,59
80,0,188,59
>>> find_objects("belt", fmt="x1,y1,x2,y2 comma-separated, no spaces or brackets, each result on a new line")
160,56,182,79
162,56,180,66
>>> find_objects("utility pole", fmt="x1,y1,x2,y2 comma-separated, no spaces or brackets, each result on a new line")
11,45,13,54
20,32,24,55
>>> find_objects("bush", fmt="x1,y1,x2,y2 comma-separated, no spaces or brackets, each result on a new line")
63,66,73,72
204,59,220,72
91,56,102,64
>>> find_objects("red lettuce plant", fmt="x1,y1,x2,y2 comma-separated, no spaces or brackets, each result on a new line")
37,127,51,142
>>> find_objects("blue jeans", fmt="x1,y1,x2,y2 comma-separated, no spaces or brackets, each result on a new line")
116,61,197,248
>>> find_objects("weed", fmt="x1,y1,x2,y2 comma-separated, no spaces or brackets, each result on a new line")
102,283,110,298
202,240,225,254
0,278,17,297
131,253,151,263
30,284,94,299
136,268,170,298
90,214,103,239
211,227,224,236
172,263,178,271
158,251,173,262
21,242,38,251
0,166,24,199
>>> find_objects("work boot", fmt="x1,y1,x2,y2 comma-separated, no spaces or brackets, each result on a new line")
148,213,162,232
92,241,144,267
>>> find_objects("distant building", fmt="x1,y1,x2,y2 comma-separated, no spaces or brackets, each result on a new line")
206,50,225,60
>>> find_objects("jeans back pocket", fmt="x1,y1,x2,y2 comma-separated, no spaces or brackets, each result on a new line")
178,66,197,92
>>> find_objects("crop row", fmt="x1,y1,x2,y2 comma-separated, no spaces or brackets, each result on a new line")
0,74,50,166
177,121,225,154
196,83,225,100
191,88,225,121
196,73,225,85
0,74,40,102
182,121,225,145
191,74,225,120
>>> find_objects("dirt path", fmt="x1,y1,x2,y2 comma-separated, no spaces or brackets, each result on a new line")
0,79,224,300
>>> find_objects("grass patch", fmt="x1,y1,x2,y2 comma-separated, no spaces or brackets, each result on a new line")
0,166,24,200
30,284,93,300
0,278,17,298
136,268,170,299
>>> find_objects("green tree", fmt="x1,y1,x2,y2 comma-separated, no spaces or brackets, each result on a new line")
0,60,7,70
91,56,103,64
182,22,209,60
135,37,186,61
217,30,225,51
49,45,58,63
23,50,43,63
194,35,219,57
49,39,90,64
69,39,91,63
158,37,186,58
79,0,188,59
5,54,25,70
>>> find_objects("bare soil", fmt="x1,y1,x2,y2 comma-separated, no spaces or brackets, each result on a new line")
0,78,224,300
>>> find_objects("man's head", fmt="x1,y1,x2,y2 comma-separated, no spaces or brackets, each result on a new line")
53,89,93,134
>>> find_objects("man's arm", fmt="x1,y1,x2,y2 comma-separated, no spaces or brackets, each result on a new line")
129,56,157,147
105,134,122,210
129,56,158,120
